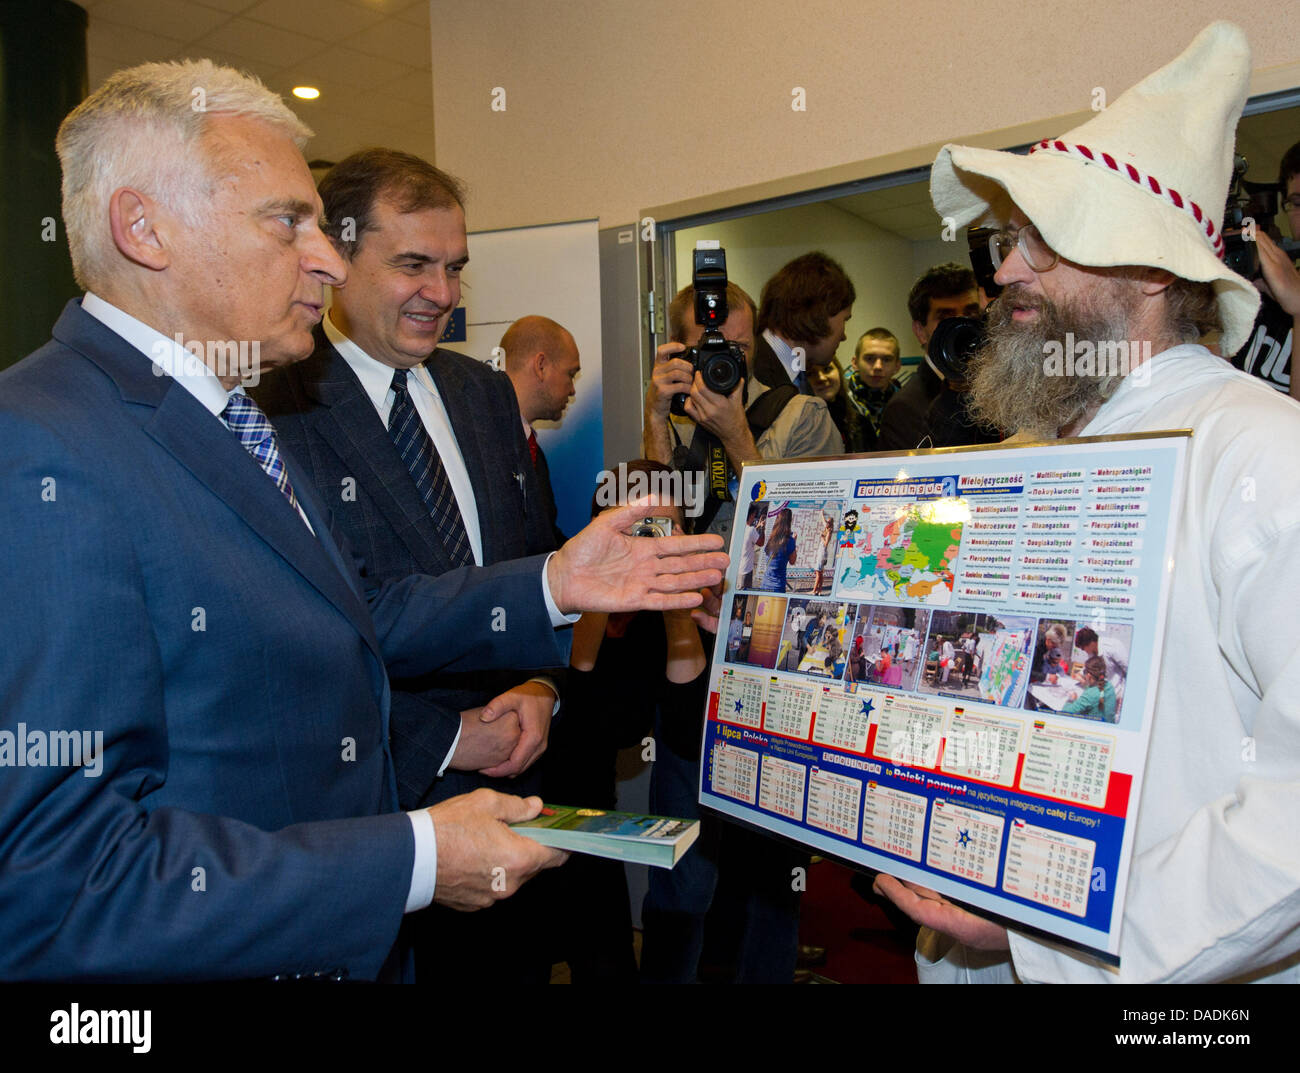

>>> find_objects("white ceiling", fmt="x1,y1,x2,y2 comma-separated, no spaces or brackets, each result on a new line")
74,2,1296,235
78,0,435,167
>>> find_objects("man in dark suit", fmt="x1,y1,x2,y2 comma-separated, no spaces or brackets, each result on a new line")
257,151,571,982
0,60,725,981
501,314,580,548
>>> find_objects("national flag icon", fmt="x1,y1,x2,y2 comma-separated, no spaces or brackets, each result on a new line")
1034,720,1046,730
1012,819,1025,829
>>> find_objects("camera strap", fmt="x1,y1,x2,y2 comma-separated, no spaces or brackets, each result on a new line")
671,423,730,533
671,383,800,534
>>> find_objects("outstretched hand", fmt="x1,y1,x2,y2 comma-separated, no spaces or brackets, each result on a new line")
547,499,727,614
1256,232,1300,316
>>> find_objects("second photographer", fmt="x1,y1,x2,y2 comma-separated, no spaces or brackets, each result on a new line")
643,249,849,542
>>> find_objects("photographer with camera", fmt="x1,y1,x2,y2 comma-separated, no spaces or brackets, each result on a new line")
643,248,847,543
1228,140,1300,400
640,248,846,982
878,263,994,450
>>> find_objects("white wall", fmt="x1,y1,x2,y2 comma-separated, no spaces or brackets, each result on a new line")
430,1,1300,232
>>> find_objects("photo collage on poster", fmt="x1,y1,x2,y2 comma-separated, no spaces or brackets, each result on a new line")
725,495,1130,722
701,440,1186,960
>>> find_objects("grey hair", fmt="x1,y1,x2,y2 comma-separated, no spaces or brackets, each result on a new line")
56,59,312,291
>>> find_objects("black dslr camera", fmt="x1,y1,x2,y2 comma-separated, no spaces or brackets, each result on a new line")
927,315,986,384
1223,155,1283,282
921,225,1000,384
669,243,748,416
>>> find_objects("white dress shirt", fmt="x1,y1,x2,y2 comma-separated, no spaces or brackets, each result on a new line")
325,314,566,727
325,312,485,565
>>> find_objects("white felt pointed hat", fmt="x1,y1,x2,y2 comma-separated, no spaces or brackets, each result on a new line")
930,21,1260,356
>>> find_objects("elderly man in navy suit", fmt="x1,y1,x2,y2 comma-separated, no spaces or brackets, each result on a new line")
257,151,574,981
0,59,725,981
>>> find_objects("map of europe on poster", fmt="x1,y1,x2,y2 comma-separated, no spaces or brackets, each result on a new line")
835,502,963,605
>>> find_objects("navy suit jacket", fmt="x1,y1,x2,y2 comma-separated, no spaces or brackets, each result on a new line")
255,328,564,808
0,301,566,981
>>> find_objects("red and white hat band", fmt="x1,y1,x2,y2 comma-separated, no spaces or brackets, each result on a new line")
1028,139,1224,258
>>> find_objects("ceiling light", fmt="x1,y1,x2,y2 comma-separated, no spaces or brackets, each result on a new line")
292,86,320,100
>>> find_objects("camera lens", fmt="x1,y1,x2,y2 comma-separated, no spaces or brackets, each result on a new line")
702,352,742,395
928,316,986,382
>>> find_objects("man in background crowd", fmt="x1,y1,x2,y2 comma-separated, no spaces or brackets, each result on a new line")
1229,137,1300,400
845,327,904,442
877,264,981,450
503,314,582,547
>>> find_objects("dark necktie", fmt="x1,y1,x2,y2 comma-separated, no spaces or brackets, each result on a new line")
527,429,539,468
388,367,473,567
223,392,302,518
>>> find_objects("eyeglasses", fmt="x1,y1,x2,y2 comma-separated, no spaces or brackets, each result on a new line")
989,222,1060,273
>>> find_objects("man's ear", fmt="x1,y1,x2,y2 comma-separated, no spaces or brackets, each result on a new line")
1139,267,1176,296
911,320,927,348
108,187,170,272
531,349,549,382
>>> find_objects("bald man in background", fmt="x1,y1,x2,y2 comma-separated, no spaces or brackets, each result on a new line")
502,314,582,548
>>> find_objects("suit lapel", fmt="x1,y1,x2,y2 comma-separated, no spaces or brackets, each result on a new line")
56,304,379,652
299,335,458,576
426,351,504,563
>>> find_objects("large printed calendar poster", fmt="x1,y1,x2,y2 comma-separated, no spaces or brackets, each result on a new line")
700,432,1189,962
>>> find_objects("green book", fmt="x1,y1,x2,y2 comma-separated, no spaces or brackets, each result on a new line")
512,805,700,868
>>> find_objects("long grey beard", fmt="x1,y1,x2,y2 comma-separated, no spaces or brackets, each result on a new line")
967,283,1137,440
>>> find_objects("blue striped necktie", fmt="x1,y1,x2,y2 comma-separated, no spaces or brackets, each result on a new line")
388,367,472,567
222,391,301,516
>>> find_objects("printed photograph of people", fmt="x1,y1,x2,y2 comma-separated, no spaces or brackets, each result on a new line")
920,611,1035,707
726,593,789,670
1061,621,1132,723
1024,620,1076,712
844,605,932,691
751,500,844,595
736,500,768,591
776,599,857,679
